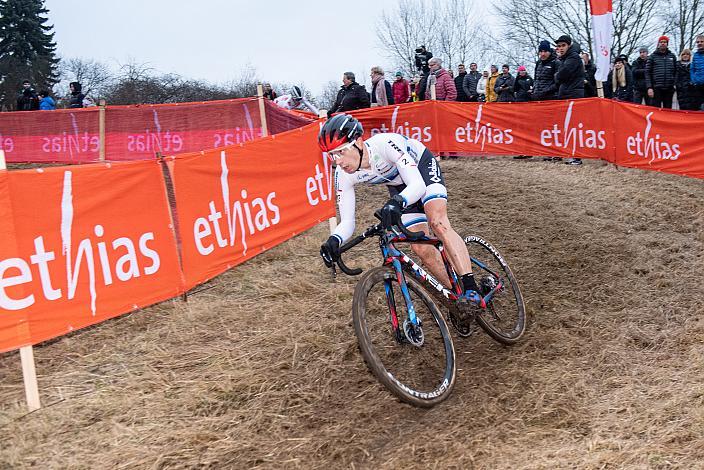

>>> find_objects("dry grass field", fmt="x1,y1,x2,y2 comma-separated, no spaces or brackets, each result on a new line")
1,157,703,469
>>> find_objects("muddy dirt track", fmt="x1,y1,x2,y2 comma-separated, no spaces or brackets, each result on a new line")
1,157,703,469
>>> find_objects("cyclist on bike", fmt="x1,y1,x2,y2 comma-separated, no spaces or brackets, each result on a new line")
274,85,320,115
318,113,482,303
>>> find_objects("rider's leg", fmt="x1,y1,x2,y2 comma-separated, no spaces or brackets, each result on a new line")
407,222,452,286
423,199,478,293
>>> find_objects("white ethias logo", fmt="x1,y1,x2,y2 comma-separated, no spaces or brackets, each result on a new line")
540,101,606,155
369,106,432,142
213,103,263,147
625,112,681,162
454,104,514,149
0,171,162,314
192,150,281,257
127,109,184,153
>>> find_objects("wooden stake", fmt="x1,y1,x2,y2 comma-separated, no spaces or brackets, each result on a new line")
256,84,269,138
0,150,41,411
431,83,437,100
596,80,604,99
98,99,106,162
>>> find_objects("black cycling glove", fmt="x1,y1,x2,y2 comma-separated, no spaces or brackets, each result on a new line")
320,236,341,267
380,194,405,230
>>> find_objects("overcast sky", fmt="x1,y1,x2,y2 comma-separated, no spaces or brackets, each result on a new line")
44,0,415,96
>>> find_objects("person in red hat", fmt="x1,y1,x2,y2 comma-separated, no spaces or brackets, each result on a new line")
645,35,678,108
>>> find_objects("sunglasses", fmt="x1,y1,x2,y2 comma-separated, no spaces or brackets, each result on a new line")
327,141,356,161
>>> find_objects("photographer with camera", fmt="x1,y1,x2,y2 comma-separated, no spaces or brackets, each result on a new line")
415,45,433,101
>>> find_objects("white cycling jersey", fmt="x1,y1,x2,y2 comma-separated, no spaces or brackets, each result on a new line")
332,132,447,243
273,94,320,115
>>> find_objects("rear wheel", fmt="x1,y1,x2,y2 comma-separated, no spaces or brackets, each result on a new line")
352,266,456,407
464,236,526,344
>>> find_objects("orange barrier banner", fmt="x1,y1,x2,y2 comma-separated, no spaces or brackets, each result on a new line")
1,98,313,164
350,99,704,178
0,161,183,353
169,123,335,289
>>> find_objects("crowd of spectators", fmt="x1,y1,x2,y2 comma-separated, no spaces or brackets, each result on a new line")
15,79,93,111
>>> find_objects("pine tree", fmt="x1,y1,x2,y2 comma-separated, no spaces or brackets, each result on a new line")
0,0,59,110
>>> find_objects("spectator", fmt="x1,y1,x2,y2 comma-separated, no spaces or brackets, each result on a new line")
370,66,394,107
415,45,433,101
477,70,489,101
262,83,277,100
16,80,38,111
454,64,468,101
513,65,534,102
38,90,55,110
554,35,585,165
632,46,650,105
675,49,695,110
582,53,598,97
486,65,500,102
691,34,704,110
392,71,410,104
532,40,558,101
462,62,482,102
494,64,515,102
608,54,634,102
329,72,370,114
409,75,421,101
646,35,677,108
68,82,85,108
425,58,457,101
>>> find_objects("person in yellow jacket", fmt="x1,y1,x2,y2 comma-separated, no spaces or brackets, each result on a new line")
485,65,500,102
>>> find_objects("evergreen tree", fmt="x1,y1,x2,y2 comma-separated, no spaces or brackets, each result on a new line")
0,0,58,110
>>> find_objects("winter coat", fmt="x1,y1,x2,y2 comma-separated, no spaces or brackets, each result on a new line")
371,79,394,107
532,53,558,100
485,72,500,102
513,74,534,102
584,62,597,97
645,49,677,90
329,81,371,113
691,49,704,86
494,74,515,102
606,65,634,102
675,61,695,110
16,87,38,111
462,71,482,100
631,57,648,91
425,68,457,101
39,96,56,110
477,77,488,96
454,72,467,101
554,43,585,99
392,78,410,104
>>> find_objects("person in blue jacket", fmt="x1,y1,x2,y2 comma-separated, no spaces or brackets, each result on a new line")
691,34,704,111
38,91,56,110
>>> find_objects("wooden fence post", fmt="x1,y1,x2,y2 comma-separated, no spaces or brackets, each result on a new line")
0,150,41,411
256,84,269,138
99,99,106,162
596,80,604,98
430,83,437,100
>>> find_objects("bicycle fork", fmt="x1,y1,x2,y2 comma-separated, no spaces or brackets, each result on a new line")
385,259,424,347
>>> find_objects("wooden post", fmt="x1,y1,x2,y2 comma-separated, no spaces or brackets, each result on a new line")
430,83,437,100
98,99,106,161
0,150,41,411
256,84,269,138
596,80,604,98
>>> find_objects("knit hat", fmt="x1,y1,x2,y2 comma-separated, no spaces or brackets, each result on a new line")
638,46,648,53
555,35,572,45
538,40,551,52
517,65,527,72
658,35,669,44
395,71,402,77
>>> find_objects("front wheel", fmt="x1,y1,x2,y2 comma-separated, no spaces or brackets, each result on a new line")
465,236,527,345
352,266,456,407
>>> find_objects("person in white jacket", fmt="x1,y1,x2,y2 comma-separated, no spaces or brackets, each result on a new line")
476,70,489,101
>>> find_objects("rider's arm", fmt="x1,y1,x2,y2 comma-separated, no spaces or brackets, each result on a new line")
301,98,320,115
331,167,356,243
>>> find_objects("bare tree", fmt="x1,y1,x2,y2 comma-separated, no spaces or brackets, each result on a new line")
316,80,341,111
435,0,485,70
660,0,704,52
611,0,659,56
57,57,114,100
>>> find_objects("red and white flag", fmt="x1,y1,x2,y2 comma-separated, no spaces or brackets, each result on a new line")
590,0,613,82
